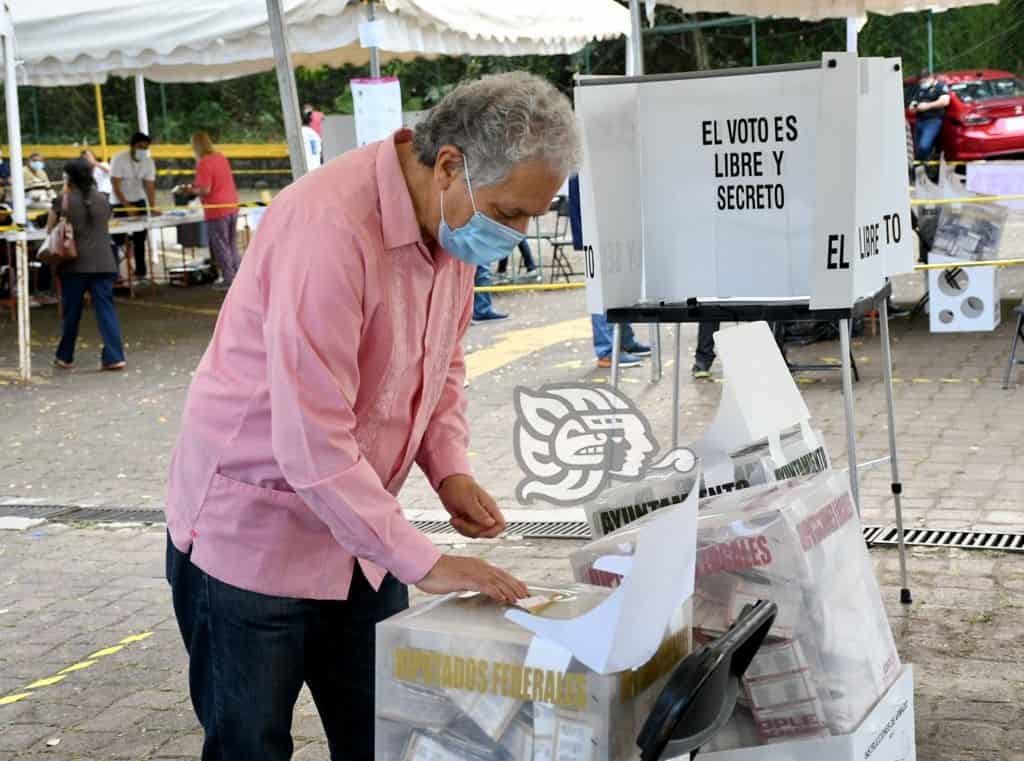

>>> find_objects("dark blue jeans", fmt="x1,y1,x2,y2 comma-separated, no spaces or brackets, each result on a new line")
166,535,408,761
914,118,943,161
473,263,494,319
591,314,638,360
57,273,125,366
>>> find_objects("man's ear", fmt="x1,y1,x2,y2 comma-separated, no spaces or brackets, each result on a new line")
433,144,464,192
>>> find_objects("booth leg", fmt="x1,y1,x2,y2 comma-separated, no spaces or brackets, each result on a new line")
650,324,662,383
611,323,623,389
672,324,682,449
839,318,861,513
879,300,912,604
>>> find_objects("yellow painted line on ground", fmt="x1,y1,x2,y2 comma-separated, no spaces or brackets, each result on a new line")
24,675,66,689
0,631,154,708
466,317,591,381
89,645,124,658
58,660,98,675
475,282,585,294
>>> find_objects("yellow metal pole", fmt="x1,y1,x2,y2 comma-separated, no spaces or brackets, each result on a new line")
94,83,108,162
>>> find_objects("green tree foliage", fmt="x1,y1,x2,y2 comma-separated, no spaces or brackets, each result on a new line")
2,3,1023,146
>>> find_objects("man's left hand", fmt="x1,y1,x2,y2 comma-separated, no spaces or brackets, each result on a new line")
438,474,507,539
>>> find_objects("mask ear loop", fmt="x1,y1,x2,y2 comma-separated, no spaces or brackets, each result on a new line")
461,153,480,215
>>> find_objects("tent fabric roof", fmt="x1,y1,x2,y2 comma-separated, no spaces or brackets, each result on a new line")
10,0,630,86
653,0,998,21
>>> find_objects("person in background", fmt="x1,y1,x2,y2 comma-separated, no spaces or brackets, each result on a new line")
0,147,10,205
81,149,113,200
494,238,541,284
472,264,509,323
909,70,950,162
692,322,720,378
48,158,125,371
181,131,241,292
111,132,158,284
302,102,324,137
565,175,650,369
302,110,323,172
24,153,56,207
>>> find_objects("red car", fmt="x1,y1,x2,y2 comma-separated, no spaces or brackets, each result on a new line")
904,69,1024,160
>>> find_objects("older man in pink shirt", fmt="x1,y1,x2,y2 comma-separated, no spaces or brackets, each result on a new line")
165,72,580,761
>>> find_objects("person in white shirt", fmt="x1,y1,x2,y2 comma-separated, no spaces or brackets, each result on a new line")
82,149,113,199
301,110,323,172
110,132,158,282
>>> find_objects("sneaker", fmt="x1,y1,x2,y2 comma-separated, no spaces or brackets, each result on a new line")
471,311,509,324
623,342,651,357
102,361,127,371
212,282,230,292
514,269,543,284
491,273,512,286
692,361,712,379
597,353,643,369
53,358,73,370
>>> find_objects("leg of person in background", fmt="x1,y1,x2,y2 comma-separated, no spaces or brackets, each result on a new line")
55,273,88,368
693,321,720,378
592,314,642,369
514,239,541,284
620,321,650,357
494,256,512,285
131,228,149,283
472,264,508,324
87,274,126,370
208,214,241,292
914,119,943,163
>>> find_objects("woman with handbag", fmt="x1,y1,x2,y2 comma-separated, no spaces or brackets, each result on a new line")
47,158,126,371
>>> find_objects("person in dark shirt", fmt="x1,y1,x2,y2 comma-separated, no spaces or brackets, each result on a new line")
910,70,951,161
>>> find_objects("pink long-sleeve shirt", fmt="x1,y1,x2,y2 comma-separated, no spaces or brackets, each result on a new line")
165,131,475,600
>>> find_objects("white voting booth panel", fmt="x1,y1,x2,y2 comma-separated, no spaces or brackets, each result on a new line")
928,253,1001,333
577,54,913,312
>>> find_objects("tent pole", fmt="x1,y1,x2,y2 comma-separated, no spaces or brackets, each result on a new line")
927,11,934,72
134,74,149,134
628,0,644,76
94,84,109,162
367,0,381,79
2,5,30,381
265,0,307,179
845,17,858,53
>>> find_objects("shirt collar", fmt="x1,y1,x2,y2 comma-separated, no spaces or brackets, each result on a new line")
376,130,425,251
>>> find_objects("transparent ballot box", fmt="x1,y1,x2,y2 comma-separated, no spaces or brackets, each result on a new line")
570,472,900,751
376,585,692,761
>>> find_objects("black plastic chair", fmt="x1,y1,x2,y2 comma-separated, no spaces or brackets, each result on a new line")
1003,303,1024,389
637,600,778,761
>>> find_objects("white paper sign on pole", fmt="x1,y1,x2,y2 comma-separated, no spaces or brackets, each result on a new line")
575,82,644,313
351,77,403,147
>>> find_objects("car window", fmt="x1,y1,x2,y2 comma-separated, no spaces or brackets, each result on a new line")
903,84,918,106
951,77,1024,103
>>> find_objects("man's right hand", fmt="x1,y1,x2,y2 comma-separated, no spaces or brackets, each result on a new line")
416,555,529,604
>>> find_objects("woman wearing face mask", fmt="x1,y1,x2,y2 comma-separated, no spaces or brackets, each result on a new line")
110,132,158,285
48,159,126,371
180,131,240,292
24,153,57,207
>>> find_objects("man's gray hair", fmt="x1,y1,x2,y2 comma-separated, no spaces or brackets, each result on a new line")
413,71,581,188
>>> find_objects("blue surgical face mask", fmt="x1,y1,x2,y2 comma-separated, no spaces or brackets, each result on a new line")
29,160,44,172
437,156,525,266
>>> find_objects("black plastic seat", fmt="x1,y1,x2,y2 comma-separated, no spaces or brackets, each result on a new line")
637,600,778,761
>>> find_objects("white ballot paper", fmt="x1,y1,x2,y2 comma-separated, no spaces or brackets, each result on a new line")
505,470,699,675
695,321,816,490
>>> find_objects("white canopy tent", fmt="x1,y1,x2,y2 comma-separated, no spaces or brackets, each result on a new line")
2,0,630,380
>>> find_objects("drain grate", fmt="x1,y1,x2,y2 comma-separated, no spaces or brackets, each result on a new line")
2,504,1021,552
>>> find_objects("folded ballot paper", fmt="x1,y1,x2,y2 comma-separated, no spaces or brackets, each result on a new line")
376,478,702,761
571,471,901,750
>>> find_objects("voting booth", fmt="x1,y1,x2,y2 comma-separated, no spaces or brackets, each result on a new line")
576,53,914,312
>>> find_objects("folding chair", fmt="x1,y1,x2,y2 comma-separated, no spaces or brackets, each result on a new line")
1002,303,1024,389
546,197,580,283
638,600,778,761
